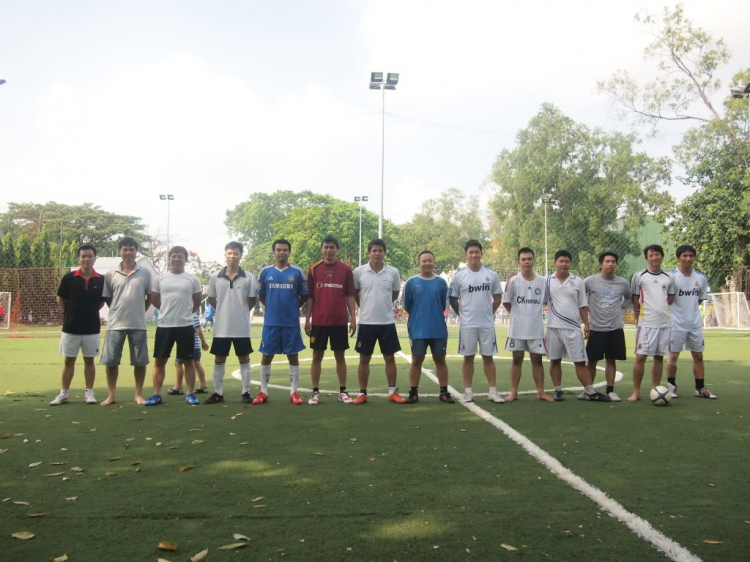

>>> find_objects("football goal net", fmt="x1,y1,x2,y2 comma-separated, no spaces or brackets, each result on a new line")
705,292,750,330
0,292,10,330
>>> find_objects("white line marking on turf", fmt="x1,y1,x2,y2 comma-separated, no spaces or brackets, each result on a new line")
230,355,622,396
394,351,701,562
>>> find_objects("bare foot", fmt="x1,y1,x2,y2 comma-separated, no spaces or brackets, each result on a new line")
100,396,116,406
505,393,518,402
134,395,146,405
626,393,640,402
537,392,555,402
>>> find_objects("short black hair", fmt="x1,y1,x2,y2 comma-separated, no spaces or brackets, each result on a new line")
169,245,188,259
517,247,534,258
417,250,435,262
225,241,244,255
643,244,665,258
272,239,291,252
598,251,618,264
464,239,483,252
118,237,138,251
77,244,97,257
368,238,386,253
676,244,696,258
554,249,572,262
321,235,339,249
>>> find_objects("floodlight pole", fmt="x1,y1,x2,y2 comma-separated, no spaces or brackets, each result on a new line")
355,196,368,266
159,194,174,266
380,85,385,239
543,195,551,277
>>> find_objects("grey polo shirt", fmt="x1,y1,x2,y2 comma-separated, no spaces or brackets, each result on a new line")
102,262,152,330
207,267,257,338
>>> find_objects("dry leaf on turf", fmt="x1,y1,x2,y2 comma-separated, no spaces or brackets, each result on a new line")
703,540,723,545
53,555,69,562
501,544,518,551
157,559,173,562
250,497,263,502
11,531,35,540
157,540,177,551
253,505,267,509
177,465,194,472
189,428,201,432
0,434,12,439
46,472,64,477
108,456,121,461
105,472,118,476
315,452,324,456
12,501,30,506
369,458,376,462
350,438,357,442
233,533,250,541
70,467,84,473
131,461,141,466
28,461,43,467
190,548,209,561
71,421,81,425
219,543,248,550
0,448,8,453
64,497,77,501
191,440,204,445
51,462,66,465
27,513,48,518
239,442,249,445
125,438,135,442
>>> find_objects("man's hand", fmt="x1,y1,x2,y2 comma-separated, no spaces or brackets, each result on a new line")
583,324,590,339
201,342,209,351
305,318,312,336
349,319,357,337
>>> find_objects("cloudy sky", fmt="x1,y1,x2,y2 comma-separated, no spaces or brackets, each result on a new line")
1,0,748,262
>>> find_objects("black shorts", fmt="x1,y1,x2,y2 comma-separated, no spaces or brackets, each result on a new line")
355,324,401,356
586,329,626,362
310,325,349,351
210,337,253,357
154,326,196,361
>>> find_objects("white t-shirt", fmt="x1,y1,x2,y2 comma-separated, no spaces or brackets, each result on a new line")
353,263,401,325
670,269,707,332
449,266,502,329
631,269,675,329
207,268,257,338
502,273,547,339
546,273,587,330
153,271,202,328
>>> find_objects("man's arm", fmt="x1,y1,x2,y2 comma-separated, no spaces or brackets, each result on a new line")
354,290,360,307
248,297,257,311
192,292,202,313
492,294,503,313
144,293,151,311
151,292,162,310
391,291,399,302
304,296,314,335
503,302,511,313
208,297,217,308
56,296,66,312
346,294,357,336
259,295,266,306
580,306,590,339
196,325,209,350
449,297,459,316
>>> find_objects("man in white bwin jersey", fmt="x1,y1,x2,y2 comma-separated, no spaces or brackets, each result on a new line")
628,244,675,402
667,244,717,399
502,247,553,402
449,240,504,404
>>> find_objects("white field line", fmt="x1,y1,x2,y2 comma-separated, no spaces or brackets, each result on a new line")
230,354,622,396
395,350,701,562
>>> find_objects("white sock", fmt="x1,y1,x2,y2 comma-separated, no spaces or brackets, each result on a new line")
240,362,252,394
465,387,472,393
212,363,226,396
584,385,595,395
554,386,562,392
60,389,69,396
260,364,271,394
289,365,299,393
489,386,497,394
388,386,396,396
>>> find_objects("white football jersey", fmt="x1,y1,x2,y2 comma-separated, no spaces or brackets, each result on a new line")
502,273,547,339
670,269,707,332
631,269,675,328
449,266,502,329
546,273,587,330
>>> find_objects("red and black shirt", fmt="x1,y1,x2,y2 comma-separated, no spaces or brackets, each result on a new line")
57,269,105,335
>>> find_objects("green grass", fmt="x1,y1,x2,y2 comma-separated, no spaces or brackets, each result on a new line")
1,327,749,561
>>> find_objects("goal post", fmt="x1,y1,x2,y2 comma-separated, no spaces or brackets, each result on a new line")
0,292,10,330
705,292,750,330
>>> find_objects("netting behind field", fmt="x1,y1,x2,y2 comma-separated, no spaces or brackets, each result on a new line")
0,268,65,329
0,291,10,329
705,292,750,330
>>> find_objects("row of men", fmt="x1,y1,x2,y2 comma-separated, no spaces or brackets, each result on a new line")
50,235,715,407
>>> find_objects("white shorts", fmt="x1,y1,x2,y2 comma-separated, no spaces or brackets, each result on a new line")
505,337,546,355
59,333,101,358
669,329,705,353
546,328,587,362
458,327,497,357
635,326,669,357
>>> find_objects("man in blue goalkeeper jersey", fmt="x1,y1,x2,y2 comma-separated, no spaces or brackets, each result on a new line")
255,239,309,405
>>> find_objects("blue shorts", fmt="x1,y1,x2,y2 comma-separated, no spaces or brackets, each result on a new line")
410,338,448,356
175,348,201,364
259,326,306,356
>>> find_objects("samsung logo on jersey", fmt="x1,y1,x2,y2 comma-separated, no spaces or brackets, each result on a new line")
468,283,492,293
516,296,542,304
678,288,700,296
269,283,294,289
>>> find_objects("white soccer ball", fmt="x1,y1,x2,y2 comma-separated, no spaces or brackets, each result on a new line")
650,386,672,406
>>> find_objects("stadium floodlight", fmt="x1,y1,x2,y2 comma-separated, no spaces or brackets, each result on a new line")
0,79,6,86
369,72,400,238
159,194,174,265
355,196,369,266
730,82,750,123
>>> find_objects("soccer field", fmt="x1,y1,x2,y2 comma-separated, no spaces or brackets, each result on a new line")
1,327,748,561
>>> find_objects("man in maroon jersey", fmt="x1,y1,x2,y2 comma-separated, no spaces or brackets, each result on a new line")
304,235,357,404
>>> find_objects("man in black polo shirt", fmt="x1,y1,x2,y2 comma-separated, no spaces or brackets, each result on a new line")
50,245,106,405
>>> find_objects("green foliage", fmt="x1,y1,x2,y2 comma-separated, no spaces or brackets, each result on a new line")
31,228,54,267
226,191,412,276
0,233,17,267
14,236,32,268
489,104,672,276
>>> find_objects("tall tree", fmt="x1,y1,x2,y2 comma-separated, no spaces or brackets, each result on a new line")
1,233,17,268
31,228,54,267
15,236,33,268
489,104,672,276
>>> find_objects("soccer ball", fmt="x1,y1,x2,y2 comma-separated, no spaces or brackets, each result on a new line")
650,386,672,406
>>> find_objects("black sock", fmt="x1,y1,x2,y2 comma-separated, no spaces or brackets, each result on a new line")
360,389,367,395
667,377,676,387
410,386,418,394
313,387,319,393
606,386,614,395
440,386,448,394
340,386,346,393
695,378,704,390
